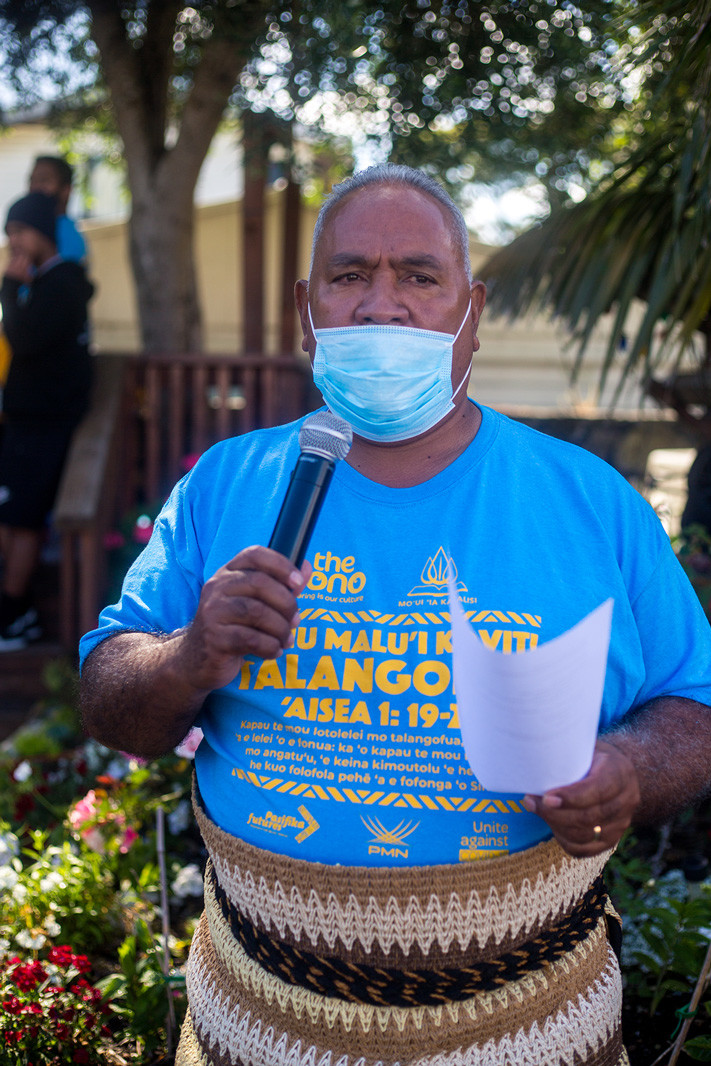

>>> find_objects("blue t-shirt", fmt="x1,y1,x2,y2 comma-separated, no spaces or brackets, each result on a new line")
80,404,711,865
56,216,87,264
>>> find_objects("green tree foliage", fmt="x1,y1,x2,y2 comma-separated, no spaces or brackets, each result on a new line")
479,1,711,399
243,1,635,210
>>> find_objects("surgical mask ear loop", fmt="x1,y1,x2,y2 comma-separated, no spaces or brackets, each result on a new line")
451,299,473,401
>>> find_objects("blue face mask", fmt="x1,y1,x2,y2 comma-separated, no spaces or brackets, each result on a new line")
309,301,472,442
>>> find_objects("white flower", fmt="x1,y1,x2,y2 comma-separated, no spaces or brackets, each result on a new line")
168,800,191,836
0,867,18,892
12,760,32,782
39,871,64,894
0,937,12,959
0,831,19,867
44,918,61,937
13,883,28,905
172,863,204,899
16,929,46,950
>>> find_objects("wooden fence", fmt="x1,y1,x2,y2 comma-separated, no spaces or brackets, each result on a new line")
54,351,318,648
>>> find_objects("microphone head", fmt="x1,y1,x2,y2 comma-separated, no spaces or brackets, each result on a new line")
299,410,353,462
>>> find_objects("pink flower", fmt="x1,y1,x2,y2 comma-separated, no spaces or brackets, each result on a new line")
69,791,100,831
119,826,138,854
174,726,204,759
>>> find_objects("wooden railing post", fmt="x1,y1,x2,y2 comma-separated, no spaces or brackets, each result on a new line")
52,350,316,650
54,354,126,650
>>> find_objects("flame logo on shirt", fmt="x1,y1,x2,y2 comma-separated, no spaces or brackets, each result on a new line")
361,817,420,845
408,547,467,596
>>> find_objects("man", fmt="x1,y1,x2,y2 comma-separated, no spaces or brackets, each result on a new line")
29,155,87,264
80,165,711,1065
0,191,93,647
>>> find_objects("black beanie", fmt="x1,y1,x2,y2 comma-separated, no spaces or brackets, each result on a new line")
5,191,57,244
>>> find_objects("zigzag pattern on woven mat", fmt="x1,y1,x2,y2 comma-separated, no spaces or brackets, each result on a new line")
184,940,625,1066
206,846,609,956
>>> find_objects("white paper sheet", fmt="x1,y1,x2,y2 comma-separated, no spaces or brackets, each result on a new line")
449,578,613,795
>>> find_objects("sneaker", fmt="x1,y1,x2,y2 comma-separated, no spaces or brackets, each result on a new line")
0,607,42,650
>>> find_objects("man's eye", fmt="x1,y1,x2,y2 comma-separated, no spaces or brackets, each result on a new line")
333,272,362,283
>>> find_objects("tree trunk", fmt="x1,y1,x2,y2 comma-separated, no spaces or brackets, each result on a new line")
88,0,270,353
129,179,202,352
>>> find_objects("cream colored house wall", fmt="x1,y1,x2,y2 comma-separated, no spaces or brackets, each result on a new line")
72,194,310,356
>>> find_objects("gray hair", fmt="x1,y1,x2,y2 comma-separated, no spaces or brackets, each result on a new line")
309,164,472,280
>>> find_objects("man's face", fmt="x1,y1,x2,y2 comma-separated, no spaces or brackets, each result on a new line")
29,162,69,212
296,183,486,390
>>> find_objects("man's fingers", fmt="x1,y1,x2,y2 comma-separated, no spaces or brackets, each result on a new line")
183,546,312,690
523,740,641,858
225,544,309,589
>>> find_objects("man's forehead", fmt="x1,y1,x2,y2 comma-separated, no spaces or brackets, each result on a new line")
315,184,459,266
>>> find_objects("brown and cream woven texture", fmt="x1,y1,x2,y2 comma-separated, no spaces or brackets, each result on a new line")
176,792,628,1066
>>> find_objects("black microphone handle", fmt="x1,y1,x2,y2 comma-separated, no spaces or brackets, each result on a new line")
268,453,336,566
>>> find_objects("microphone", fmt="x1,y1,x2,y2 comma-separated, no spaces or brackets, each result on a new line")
269,410,353,566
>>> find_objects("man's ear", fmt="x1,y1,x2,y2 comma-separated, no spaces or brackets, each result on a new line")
469,280,487,352
294,279,311,355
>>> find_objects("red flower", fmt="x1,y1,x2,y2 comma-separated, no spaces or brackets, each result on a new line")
48,945,75,967
10,965,39,992
2,995,22,1014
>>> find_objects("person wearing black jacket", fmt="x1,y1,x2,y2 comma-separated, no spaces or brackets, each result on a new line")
0,191,94,647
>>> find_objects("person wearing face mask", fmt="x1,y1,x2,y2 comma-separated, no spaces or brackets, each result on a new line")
80,166,711,1066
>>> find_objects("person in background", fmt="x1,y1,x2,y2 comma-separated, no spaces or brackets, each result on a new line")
29,155,87,265
0,191,93,648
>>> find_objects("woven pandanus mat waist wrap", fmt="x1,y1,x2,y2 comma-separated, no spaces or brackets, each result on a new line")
176,790,627,1066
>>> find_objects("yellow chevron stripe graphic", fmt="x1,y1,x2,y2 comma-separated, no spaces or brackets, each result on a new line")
292,607,539,628
295,805,319,842
233,769,522,814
